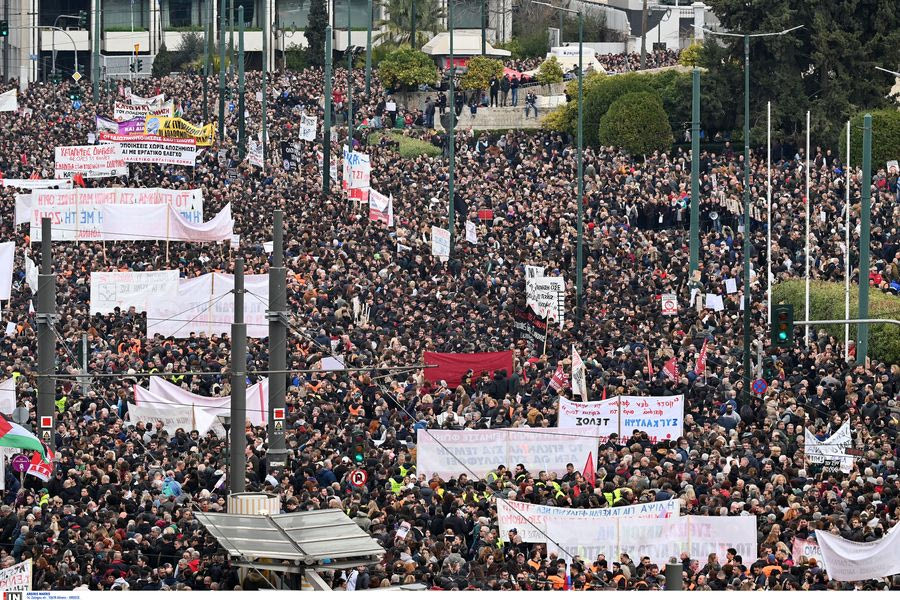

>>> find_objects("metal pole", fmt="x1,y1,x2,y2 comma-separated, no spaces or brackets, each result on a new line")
323,24,332,195
411,0,416,47
857,114,872,362
448,0,455,256
230,258,247,494
346,1,353,146
741,34,751,402
640,0,647,70
267,210,287,473
238,6,245,156
575,11,584,322
481,0,486,55
804,110,810,345
766,101,771,325
81,334,90,396
218,0,226,140
365,0,372,95
37,218,56,451
559,11,563,45
92,0,100,103
3,0,8,82
52,16,57,76
688,67,700,274
844,120,851,361
229,0,234,78
204,0,212,123
261,0,268,156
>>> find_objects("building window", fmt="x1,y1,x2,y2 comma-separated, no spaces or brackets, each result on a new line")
334,0,371,30
277,0,311,31
451,0,481,29
103,0,150,31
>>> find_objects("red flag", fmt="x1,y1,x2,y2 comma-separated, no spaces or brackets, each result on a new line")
601,386,607,401
29,171,40,180
662,356,679,381
20,153,27,166
549,364,570,392
646,349,654,378
583,451,596,487
72,173,86,187
695,338,709,376
27,450,53,482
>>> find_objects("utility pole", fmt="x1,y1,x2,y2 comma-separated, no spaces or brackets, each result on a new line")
858,114,872,362
204,0,212,123
230,258,247,494
261,0,268,159
323,24,333,196
267,210,288,473
218,0,226,141
640,0,648,70
237,5,245,157
229,0,234,79
365,0,373,95
447,0,455,256
346,2,353,147
92,0,100,103
575,10,583,321
411,0,416,48
741,34,751,401
688,67,700,274
37,218,56,451
481,0,486,55
80,334,90,396
4,0,9,82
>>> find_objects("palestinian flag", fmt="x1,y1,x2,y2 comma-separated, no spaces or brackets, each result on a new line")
0,414,48,460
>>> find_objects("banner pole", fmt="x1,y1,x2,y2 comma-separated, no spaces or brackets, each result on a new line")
165,206,170,263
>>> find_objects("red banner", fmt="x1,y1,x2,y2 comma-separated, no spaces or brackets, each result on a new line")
423,351,513,388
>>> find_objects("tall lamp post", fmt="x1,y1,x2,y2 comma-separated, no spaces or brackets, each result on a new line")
702,25,802,401
534,2,584,321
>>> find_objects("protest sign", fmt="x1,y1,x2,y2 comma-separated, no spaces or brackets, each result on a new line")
299,114,317,141
526,276,565,329
661,293,678,316
281,141,302,171
511,305,547,346
144,116,215,146
524,265,545,280
343,149,371,199
805,422,854,473
0,178,71,190
96,114,119,133
0,89,17,112
498,498,680,542
248,140,264,168
147,271,268,338
815,523,900,581
101,202,232,243
558,394,684,442
431,226,450,259
0,242,13,301
0,559,31,591
416,427,598,479
368,189,393,226
54,144,127,179
127,399,197,434
114,99,174,120
127,92,166,106
0,377,15,414
98,133,197,166
792,537,824,564
89,270,180,314
465,221,477,244
572,346,588,397
139,376,268,429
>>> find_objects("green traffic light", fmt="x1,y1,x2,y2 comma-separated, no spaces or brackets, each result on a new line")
354,453,363,462
778,332,787,340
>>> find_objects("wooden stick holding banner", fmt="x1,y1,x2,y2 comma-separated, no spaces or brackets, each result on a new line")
543,316,552,357
165,205,170,263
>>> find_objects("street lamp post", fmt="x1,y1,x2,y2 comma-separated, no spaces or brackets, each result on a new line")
448,0,455,256
702,25,802,401
534,2,584,320
365,0,373,95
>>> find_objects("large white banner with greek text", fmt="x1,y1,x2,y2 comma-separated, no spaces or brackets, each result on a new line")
146,271,268,338
498,498,680,542
99,133,197,167
147,376,269,428
816,523,900,582
558,395,684,443
805,422,854,473
100,202,233,243
55,144,128,179
526,276,565,328
89,270,180,314
416,427,598,479
1,178,72,190
0,559,32,591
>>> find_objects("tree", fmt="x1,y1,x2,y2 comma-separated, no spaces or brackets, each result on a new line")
599,91,673,155
840,109,900,172
679,41,703,67
305,0,329,67
173,32,205,72
376,0,445,48
460,56,503,94
152,44,173,78
377,47,439,91
536,56,564,93
705,0,900,146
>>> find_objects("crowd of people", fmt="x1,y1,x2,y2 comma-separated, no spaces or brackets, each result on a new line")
0,49,897,592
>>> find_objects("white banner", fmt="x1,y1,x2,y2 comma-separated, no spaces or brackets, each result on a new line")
557,395,685,443
431,226,450,259
0,89,17,112
20,188,204,241
1,178,72,190
127,92,166,106
816,523,900,582
416,427,598,479
98,133,197,167
526,276,565,328
90,270,180,314
524,265,545,280
465,221,477,244
0,559,31,591
127,398,198,434
548,515,756,567
299,114,317,141
0,242,13,301
343,149,371,191
0,378,15,414
368,189,393,226
805,422,854,473
572,345,587,397
146,376,269,427
793,537,824,564
100,202,233,243
248,140,264,168
54,144,128,179
114,99,174,120
498,498,679,542
661,293,678,316
146,271,268,338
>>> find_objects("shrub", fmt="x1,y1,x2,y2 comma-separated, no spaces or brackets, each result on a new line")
840,109,900,173
773,279,900,365
368,132,441,158
599,91,673,155
536,56,564,90
460,56,504,93
378,47,439,91
679,41,703,67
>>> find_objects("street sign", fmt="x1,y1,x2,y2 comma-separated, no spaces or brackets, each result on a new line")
72,100,82,110
11,454,30,473
661,293,678,316
71,71,82,82
29,54,38,62
752,378,768,395
273,408,285,420
349,469,368,488
40,416,52,428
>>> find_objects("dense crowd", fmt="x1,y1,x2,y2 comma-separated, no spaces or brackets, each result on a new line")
0,52,897,592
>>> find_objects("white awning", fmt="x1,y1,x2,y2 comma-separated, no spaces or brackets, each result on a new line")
421,30,512,57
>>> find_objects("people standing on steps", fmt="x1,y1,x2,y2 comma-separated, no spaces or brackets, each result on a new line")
524,92,538,118
501,75,511,106
489,75,500,107
511,76,520,106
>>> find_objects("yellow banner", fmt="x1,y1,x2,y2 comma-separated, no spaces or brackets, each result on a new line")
144,116,215,146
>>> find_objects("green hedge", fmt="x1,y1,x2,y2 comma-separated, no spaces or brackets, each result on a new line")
840,109,900,173
368,131,441,158
599,92,673,156
773,279,900,365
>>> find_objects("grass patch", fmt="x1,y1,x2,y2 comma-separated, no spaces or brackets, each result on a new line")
368,131,441,158
773,279,900,365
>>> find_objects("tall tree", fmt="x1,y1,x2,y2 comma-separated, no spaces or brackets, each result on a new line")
305,0,329,67
376,0,445,48
705,0,900,147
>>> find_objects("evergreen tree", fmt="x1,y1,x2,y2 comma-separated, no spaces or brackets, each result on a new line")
305,0,329,67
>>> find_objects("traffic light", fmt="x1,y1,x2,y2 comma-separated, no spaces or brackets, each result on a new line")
771,304,794,348
78,10,88,29
350,428,367,463
69,86,81,101
0,20,8,37
136,59,143,72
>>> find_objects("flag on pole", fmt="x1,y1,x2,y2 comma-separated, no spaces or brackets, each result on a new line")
583,451,595,487
0,414,48,460
646,349,654,378
571,345,587,397
601,386,606,401
26,450,53,481
549,364,569,392
72,173,86,187
0,89,17,112
662,356,679,381
695,338,709,376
